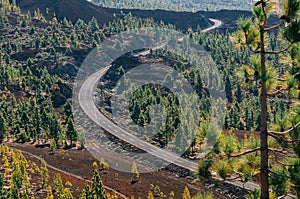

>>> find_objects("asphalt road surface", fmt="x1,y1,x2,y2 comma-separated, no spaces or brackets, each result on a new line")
77,18,294,196
202,18,223,32
79,66,198,171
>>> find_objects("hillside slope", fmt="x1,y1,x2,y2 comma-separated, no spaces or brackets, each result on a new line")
16,0,116,24
92,0,254,11
15,0,212,31
109,8,212,31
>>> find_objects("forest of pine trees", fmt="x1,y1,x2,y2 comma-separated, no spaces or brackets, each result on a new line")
0,0,299,198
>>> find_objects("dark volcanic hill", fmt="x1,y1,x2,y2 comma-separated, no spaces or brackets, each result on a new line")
16,0,116,25
14,0,279,34
109,8,213,31
15,0,212,31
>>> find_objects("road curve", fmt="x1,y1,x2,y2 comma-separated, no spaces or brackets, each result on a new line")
79,67,198,171
202,18,223,32
78,19,223,171
78,62,262,193
78,19,266,193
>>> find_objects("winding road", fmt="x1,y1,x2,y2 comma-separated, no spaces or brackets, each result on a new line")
202,18,223,32
77,18,266,194
78,66,262,195
79,66,199,171
78,19,224,171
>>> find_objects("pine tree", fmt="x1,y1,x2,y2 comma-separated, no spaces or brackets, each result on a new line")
174,127,188,155
10,164,23,198
88,17,99,32
91,170,107,199
35,37,41,49
93,32,102,44
46,185,54,199
182,186,191,199
80,183,93,199
49,115,63,148
225,76,233,103
66,117,78,146
63,100,73,119
131,161,140,181
9,184,19,199
236,84,243,103
20,189,29,199
70,31,78,48
0,173,5,197
0,112,7,143
61,188,73,199
147,191,154,199
196,0,300,199
235,0,300,198
53,174,64,197
200,1,300,198
40,159,49,188
80,183,94,199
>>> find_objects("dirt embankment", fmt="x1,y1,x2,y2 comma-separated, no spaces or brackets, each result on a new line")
8,142,226,199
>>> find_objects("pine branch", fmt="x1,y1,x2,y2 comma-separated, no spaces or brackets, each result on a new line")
268,132,300,143
223,175,242,182
279,194,297,199
268,148,297,158
264,42,294,54
247,45,260,53
267,88,288,96
229,147,260,157
276,194,288,199
232,169,260,181
261,0,268,28
268,170,291,178
264,20,285,31
244,34,260,53
269,149,295,166
277,77,286,81
268,121,300,135
233,169,244,177
268,148,289,155
277,72,300,82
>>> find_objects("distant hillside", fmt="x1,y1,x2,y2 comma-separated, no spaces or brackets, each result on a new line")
15,0,212,31
92,0,255,12
108,8,212,31
14,0,279,35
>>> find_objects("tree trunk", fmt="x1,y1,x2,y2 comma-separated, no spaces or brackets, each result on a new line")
260,27,269,199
